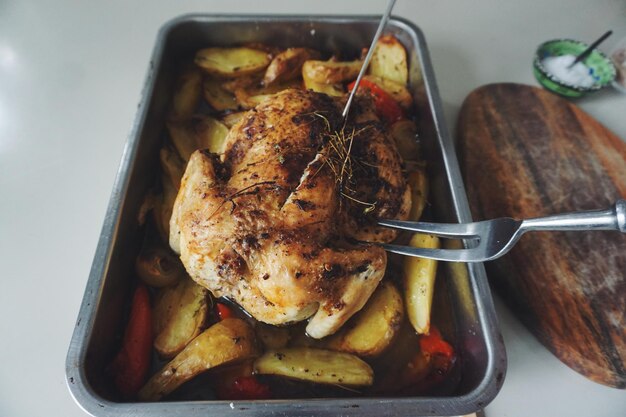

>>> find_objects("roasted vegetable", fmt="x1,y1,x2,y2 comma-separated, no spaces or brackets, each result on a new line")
222,74,261,94
412,327,456,392
362,75,413,109
138,318,258,401
167,115,229,160
403,233,440,334
390,119,420,161
254,347,373,386
264,48,319,86
367,34,409,85
348,78,404,123
220,111,247,128
203,77,239,111
407,168,429,221
169,65,203,120
217,375,272,400
374,324,456,394
302,59,363,84
215,302,235,320
107,284,153,399
324,281,403,357
195,47,271,77
153,277,209,358
302,66,343,96
233,79,302,109
135,245,185,288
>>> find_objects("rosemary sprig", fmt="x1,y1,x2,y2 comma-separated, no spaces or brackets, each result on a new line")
313,112,378,213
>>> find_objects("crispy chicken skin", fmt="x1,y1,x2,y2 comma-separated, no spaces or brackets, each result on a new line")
170,89,410,338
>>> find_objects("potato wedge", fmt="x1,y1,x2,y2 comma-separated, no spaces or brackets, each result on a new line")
254,347,373,386
407,168,429,221
255,323,290,350
390,119,420,161
362,75,413,109
220,111,247,128
167,115,229,160
203,77,239,111
233,79,303,109
324,281,403,357
404,233,440,334
222,74,261,94
138,318,258,401
302,59,363,84
168,65,203,120
264,48,319,86
195,47,270,77
153,277,209,358
368,34,409,85
302,67,344,96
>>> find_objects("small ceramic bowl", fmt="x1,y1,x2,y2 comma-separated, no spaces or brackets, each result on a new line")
533,38,616,98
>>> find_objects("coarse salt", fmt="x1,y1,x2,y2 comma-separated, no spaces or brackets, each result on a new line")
541,54,596,88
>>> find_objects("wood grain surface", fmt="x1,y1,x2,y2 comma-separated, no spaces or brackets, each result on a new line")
456,83,625,388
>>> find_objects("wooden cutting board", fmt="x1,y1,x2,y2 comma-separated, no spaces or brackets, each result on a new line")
456,83,625,388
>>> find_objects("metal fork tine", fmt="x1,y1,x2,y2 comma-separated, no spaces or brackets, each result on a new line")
377,219,481,238
380,243,487,262
378,200,625,262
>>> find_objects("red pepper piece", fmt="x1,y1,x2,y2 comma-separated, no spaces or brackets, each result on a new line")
217,376,272,400
347,78,404,123
107,284,153,399
419,326,454,359
216,302,235,320
416,326,456,389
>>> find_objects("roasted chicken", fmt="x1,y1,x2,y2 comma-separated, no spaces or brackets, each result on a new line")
170,88,410,338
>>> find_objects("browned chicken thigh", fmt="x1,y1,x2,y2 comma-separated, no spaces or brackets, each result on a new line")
170,89,410,338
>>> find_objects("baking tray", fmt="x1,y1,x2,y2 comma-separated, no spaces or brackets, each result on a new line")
66,14,506,417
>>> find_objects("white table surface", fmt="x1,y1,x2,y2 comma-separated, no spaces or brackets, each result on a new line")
1,1,624,416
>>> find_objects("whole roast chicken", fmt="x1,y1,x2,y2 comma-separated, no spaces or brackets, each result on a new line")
170,89,410,338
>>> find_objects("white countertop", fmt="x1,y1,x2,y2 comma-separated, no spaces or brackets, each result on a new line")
1,1,624,416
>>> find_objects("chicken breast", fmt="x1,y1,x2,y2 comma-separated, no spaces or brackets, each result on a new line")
170,89,410,338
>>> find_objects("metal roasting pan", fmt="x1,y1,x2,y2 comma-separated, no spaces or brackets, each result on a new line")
66,14,506,417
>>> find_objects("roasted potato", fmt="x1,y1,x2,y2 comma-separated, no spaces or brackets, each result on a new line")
362,75,413,109
390,119,420,161
220,111,247,128
324,281,403,357
169,65,203,120
233,79,303,109
153,277,209,358
404,233,440,334
202,77,239,111
407,168,429,221
254,347,373,386
167,115,229,160
302,67,343,96
302,59,363,84
368,34,409,85
221,74,261,94
264,48,319,86
195,47,271,77
138,318,258,401
135,245,185,288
